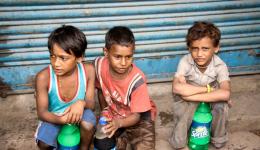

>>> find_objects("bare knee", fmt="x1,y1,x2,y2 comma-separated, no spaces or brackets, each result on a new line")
80,121,95,131
79,121,95,150
212,102,228,115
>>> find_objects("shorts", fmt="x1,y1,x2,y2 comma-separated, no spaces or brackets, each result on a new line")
35,109,96,148
116,111,155,150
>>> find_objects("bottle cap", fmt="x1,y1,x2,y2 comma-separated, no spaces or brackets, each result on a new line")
99,116,108,125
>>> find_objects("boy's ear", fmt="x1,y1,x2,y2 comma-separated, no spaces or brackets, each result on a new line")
76,57,83,63
188,47,192,52
214,45,220,53
103,47,108,57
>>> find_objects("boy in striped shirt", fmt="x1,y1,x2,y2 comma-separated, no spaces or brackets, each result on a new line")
95,26,157,150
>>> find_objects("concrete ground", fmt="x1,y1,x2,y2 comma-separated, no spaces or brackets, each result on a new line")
0,74,259,150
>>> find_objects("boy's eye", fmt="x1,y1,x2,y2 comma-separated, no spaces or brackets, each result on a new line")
191,48,198,52
114,55,121,59
127,56,133,59
50,54,56,58
202,48,209,51
60,57,69,61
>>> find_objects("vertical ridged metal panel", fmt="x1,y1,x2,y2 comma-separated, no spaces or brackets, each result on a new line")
0,0,260,95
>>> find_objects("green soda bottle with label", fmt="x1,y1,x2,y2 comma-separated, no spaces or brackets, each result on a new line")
188,102,212,150
57,124,80,150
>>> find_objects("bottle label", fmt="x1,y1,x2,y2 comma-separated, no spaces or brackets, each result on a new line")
189,121,211,145
191,126,208,138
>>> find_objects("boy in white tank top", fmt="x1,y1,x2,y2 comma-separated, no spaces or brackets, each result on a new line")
35,25,96,149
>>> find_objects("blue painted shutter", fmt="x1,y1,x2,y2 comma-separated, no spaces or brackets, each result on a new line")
0,0,260,95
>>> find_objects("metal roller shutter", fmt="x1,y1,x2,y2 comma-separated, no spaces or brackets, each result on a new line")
0,0,260,96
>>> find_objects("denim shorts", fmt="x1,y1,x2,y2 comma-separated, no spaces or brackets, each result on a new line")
35,109,96,148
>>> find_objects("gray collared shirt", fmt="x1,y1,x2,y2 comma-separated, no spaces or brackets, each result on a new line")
175,54,230,87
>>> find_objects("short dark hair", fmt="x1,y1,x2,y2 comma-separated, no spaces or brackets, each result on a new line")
48,25,87,58
105,26,135,49
186,21,221,47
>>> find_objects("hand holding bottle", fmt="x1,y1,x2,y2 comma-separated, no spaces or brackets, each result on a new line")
94,116,117,150
103,118,121,138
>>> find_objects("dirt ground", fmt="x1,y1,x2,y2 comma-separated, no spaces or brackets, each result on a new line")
0,74,259,150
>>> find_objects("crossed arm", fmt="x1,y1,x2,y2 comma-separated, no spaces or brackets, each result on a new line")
172,75,231,102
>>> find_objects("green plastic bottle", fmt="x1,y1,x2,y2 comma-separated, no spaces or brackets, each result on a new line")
57,124,80,150
188,102,212,150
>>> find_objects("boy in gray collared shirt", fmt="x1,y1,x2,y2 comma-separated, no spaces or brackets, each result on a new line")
170,22,231,150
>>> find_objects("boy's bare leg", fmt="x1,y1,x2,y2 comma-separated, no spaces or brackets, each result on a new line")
80,121,95,150
37,141,53,150
211,102,229,148
177,146,189,150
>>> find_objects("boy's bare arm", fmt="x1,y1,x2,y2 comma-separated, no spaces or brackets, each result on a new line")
84,63,96,110
97,89,107,111
182,80,231,102
172,75,207,96
35,69,67,124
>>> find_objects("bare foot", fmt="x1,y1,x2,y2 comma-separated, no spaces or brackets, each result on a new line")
177,146,189,150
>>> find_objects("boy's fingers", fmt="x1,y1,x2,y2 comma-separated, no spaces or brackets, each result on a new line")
70,114,75,124
67,112,72,123
179,76,186,83
71,113,77,124
61,115,67,124
106,118,112,122
228,100,233,108
74,114,80,124
103,124,113,134
104,122,118,136
78,115,83,124
62,107,70,116
108,130,116,138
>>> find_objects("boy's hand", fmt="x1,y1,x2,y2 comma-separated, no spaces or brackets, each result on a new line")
227,99,233,108
59,109,70,124
178,76,186,84
103,118,121,138
66,100,85,124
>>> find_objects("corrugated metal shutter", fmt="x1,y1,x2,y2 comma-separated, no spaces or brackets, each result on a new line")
0,0,260,96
